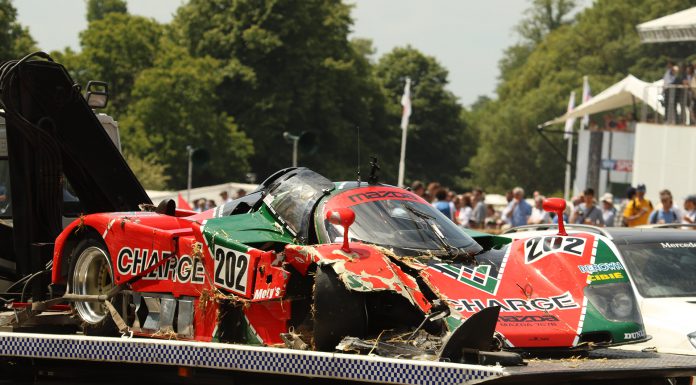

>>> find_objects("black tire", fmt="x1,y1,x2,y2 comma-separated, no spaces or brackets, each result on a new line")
67,237,121,336
312,266,367,351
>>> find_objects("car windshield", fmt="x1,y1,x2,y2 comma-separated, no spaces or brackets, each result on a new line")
322,193,481,257
619,242,696,298
264,169,334,240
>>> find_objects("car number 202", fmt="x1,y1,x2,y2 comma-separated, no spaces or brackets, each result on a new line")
213,245,250,295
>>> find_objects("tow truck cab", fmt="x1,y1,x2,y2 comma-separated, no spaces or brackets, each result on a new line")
0,55,150,300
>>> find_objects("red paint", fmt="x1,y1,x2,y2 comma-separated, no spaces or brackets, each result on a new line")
244,301,291,345
325,208,355,252
543,198,568,236
325,186,426,211
426,232,597,348
285,243,431,314
177,193,193,211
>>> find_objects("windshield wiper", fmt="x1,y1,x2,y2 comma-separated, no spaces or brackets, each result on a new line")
403,204,468,261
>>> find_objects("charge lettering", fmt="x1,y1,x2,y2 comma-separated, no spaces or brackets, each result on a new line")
117,248,133,276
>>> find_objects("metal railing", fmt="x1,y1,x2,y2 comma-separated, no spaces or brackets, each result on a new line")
641,84,696,126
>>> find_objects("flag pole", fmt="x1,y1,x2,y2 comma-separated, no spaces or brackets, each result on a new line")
397,77,412,188
563,91,576,201
564,132,573,201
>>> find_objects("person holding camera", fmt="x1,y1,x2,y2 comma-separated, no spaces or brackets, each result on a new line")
570,188,604,226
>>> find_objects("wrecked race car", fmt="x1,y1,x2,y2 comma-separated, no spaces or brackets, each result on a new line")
50,167,648,361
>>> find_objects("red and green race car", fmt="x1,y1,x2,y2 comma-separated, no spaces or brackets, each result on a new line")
51,167,647,360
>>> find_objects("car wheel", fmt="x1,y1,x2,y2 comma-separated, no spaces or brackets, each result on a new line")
68,238,121,336
312,266,367,351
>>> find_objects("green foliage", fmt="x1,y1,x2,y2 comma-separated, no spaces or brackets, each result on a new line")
375,46,475,189
45,0,472,189
0,0,36,60
77,13,162,115
124,152,169,190
469,0,696,194
516,0,577,44
86,0,127,22
170,0,390,182
120,44,254,188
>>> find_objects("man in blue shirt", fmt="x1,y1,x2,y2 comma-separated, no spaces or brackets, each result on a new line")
432,188,455,222
649,189,682,224
506,187,532,227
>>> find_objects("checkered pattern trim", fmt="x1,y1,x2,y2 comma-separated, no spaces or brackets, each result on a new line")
0,332,503,385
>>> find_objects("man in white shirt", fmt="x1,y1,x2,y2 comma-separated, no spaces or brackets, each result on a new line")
528,196,550,224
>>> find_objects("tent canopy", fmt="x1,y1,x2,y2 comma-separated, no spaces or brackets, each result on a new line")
543,75,663,127
637,6,696,43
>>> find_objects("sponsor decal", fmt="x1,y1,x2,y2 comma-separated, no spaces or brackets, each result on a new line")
624,330,646,340
661,242,696,248
347,190,417,204
578,262,624,274
589,271,624,282
448,292,579,313
253,287,282,300
213,245,250,295
430,263,500,295
524,236,586,264
498,314,560,327
116,247,205,284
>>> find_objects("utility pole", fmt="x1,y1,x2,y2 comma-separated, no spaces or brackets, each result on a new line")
283,132,300,167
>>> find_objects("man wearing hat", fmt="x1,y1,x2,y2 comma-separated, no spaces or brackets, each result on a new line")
600,192,616,227
623,184,653,227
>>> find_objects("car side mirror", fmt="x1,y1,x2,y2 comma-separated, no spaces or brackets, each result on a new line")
85,80,109,109
326,207,355,252
543,197,567,236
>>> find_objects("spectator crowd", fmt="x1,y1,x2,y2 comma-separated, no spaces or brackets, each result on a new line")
411,180,696,231
191,188,247,212
662,59,696,125
184,179,696,232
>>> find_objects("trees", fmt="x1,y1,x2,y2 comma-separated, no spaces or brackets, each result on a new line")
375,47,474,188
123,152,169,190
41,0,475,189
0,0,35,61
170,0,390,181
469,0,696,194
515,0,577,45
77,13,163,116
120,45,253,188
86,0,127,22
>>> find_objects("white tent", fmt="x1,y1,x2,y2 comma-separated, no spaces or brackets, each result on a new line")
542,75,663,126
147,181,258,208
637,7,696,43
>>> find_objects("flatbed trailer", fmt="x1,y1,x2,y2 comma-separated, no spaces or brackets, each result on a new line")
1,330,696,385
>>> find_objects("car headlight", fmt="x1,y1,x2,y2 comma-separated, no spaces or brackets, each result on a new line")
584,282,641,324
688,331,696,349
610,292,634,319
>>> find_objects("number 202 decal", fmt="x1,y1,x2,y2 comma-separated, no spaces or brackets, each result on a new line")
213,245,250,295
524,236,587,264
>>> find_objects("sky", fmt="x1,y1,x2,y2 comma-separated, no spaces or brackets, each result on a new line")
14,0,551,106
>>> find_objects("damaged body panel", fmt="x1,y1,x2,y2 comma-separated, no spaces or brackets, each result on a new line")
46,167,647,364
